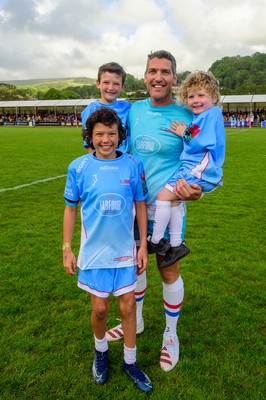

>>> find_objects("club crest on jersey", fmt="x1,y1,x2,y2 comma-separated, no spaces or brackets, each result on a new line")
95,193,126,217
184,123,200,143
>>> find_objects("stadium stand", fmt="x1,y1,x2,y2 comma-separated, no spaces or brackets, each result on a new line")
0,95,265,126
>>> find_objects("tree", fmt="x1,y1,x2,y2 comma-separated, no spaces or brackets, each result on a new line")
43,88,64,100
210,52,266,94
0,83,28,100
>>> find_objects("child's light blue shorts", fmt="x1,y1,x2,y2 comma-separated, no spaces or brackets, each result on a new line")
77,266,137,298
166,167,217,194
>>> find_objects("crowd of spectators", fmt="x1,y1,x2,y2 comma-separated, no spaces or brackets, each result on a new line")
223,109,265,128
0,112,82,125
0,108,265,127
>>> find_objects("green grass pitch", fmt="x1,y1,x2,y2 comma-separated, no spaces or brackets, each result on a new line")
0,126,265,399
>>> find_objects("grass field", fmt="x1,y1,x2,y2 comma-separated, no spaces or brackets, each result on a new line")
0,126,265,400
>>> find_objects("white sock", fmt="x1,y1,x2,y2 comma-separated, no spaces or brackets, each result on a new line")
163,276,184,336
94,335,108,352
168,203,185,247
151,200,171,243
124,345,137,365
135,271,146,326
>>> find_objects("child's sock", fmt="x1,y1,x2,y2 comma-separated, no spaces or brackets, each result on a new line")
168,203,185,247
124,344,137,365
94,335,108,352
152,200,171,243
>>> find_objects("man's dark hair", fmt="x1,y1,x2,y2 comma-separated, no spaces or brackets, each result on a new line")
145,50,177,75
83,107,126,149
97,62,127,85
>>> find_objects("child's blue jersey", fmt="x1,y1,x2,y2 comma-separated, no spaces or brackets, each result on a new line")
181,106,225,186
81,99,132,153
129,98,193,210
64,152,148,270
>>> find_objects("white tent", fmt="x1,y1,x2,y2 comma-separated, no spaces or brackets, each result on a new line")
0,95,265,116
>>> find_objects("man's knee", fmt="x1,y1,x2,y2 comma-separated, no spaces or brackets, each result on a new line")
157,256,180,283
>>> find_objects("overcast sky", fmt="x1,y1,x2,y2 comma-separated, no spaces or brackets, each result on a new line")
0,0,265,81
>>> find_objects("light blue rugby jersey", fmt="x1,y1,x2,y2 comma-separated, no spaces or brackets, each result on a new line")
64,152,148,270
180,106,226,186
81,99,132,153
129,98,193,213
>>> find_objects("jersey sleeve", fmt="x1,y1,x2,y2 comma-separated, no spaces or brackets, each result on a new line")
64,162,79,206
131,157,149,201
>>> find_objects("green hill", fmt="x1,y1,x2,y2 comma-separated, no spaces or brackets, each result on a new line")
0,77,95,90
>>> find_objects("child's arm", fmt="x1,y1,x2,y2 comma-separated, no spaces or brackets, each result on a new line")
170,120,187,137
135,200,148,275
62,205,78,275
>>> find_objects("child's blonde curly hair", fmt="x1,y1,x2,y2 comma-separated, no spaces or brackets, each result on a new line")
178,71,220,105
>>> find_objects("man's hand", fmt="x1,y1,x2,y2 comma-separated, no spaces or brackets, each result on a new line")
174,178,202,201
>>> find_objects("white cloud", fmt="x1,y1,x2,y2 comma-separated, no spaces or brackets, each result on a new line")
0,0,265,80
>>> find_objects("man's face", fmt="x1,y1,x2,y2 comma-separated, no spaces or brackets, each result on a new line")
144,57,177,106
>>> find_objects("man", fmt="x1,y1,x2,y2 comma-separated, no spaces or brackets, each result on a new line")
106,50,202,372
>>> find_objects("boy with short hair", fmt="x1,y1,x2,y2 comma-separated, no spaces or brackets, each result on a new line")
81,62,131,152
63,107,152,393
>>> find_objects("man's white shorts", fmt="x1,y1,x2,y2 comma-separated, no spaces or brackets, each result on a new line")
77,266,137,298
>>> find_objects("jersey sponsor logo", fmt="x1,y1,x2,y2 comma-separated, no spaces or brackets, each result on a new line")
65,175,75,199
76,157,89,173
113,255,133,262
64,187,74,198
95,193,126,216
147,110,161,116
100,166,119,170
66,174,74,188
120,178,130,185
134,135,161,155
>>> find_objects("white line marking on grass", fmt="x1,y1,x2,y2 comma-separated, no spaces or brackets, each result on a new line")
226,129,248,135
0,174,67,193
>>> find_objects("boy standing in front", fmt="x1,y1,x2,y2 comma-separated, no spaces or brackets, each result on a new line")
63,107,152,393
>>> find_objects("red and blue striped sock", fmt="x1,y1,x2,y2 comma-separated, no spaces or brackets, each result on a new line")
163,276,184,336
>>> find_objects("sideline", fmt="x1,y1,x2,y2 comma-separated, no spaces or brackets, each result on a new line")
0,174,67,193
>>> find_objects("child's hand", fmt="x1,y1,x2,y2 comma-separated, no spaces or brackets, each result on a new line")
63,249,77,275
137,245,148,275
170,120,187,137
